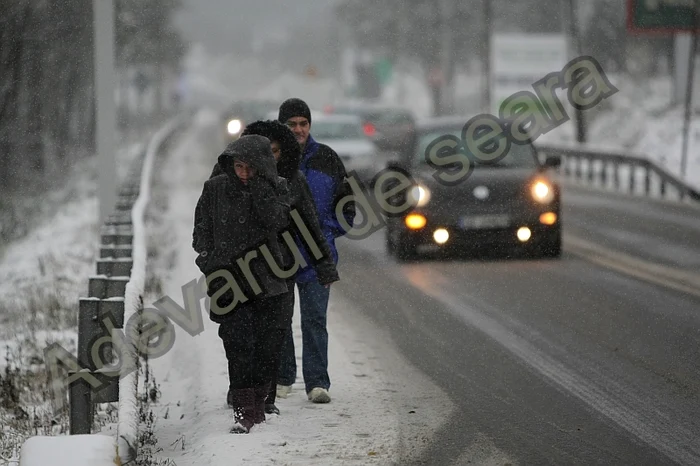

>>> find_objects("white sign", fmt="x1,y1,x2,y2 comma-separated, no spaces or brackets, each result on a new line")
490,33,569,117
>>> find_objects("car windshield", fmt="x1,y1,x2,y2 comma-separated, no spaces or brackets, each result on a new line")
415,127,539,168
366,111,413,125
312,121,366,139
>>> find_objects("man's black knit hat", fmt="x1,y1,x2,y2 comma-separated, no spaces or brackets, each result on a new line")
278,98,311,124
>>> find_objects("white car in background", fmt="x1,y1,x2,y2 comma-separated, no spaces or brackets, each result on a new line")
306,114,379,185
268,111,379,186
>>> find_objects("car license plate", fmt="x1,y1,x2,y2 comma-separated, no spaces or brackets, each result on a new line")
460,214,511,229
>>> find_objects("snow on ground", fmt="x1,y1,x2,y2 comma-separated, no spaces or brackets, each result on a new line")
0,140,145,346
18,434,116,466
0,122,167,465
143,109,452,465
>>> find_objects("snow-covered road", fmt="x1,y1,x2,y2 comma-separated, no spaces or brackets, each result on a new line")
145,110,452,465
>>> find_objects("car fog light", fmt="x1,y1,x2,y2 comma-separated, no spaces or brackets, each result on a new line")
433,228,449,244
517,227,531,242
405,214,427,230
539,212,557,225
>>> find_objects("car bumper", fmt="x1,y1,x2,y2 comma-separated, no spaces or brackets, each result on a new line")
397,216,561,254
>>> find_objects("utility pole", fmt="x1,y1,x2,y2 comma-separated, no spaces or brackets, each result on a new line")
482,0,492,113
680,0,699,183
93,0,117,225
567,0,586,143
439,0,454,115
396,0,408,106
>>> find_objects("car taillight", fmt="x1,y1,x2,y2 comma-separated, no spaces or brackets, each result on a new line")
363,122,376,137
323,105,334,114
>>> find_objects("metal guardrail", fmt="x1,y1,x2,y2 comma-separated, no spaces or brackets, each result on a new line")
537,143,700,204
67,115,188,461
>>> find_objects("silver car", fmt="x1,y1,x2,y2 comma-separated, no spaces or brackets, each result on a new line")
266,111,380,185
307,114,379,185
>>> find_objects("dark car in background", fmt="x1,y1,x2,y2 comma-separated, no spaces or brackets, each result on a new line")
384,116,562,261
324,101,416,155
221,99,279,143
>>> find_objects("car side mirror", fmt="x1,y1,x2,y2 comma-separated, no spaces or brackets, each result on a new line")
543,155,561,169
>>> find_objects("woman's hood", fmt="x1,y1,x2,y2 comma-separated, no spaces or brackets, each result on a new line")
241,120,301,179
218,135,278,184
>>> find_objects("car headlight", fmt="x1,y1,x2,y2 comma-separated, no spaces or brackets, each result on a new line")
531,179,554,203
408,184,431,207
227,119,242,135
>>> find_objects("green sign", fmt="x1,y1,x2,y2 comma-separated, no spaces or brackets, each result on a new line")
627,0,698,33
375,58,393,85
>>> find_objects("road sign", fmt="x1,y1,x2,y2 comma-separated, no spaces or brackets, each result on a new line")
375,58,392,85
490,33,568,116
627,0,699,33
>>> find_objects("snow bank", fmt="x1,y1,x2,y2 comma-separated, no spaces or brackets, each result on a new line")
539,74,700,191
19,435,116,466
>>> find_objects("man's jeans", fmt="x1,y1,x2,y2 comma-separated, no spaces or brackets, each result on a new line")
277,280,331,394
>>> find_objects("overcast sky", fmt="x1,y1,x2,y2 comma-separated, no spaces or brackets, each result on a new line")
173,0,343,56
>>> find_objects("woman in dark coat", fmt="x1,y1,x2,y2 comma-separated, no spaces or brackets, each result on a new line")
210,120,339,415
193,134,291,433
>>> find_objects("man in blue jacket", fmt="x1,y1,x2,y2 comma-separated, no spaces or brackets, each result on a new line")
276,98,355,403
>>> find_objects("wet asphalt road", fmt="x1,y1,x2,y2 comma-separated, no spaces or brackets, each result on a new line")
332,183,700,466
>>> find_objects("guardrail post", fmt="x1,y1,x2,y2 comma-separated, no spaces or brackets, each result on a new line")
69,378,94,435
563,155,571,177
92,299,125,404
613,161,620,191
629,163,636,195
575,156,582,181
88,276,130,299
70,298,103,435
96,258,133,276
644,164,651,196
105,211,132,226
588,156,594,184
660,177,666,198
100,244,133,259
101,231,133,246
600,160,607,188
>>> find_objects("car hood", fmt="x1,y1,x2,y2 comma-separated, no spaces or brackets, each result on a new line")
409,165,557,215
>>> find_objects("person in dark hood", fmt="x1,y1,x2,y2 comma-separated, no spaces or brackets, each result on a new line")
210,120,340,415
192,135,291,434
276,98,356,404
